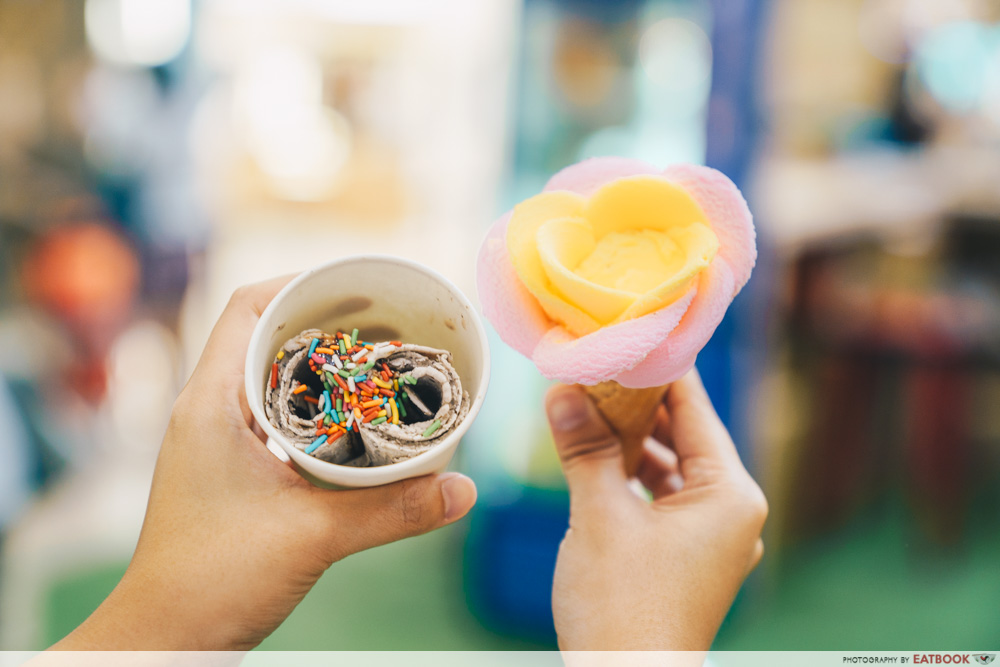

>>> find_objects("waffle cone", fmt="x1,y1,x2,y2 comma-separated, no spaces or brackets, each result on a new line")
582,381,669,476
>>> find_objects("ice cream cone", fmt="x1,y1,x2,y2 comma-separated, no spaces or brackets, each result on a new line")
582,381,669,476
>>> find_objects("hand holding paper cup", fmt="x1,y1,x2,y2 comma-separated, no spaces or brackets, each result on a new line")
476,157,756,474
246,256,490,488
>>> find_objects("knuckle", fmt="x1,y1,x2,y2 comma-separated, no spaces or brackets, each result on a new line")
749,540,765,570
314,511,345,556
308,498,339,533
558,433,621,467
741,482,769,526
300,508,343,562
229,285,253,305
167,390,195,431
396,479,428,533
168,390,190,418
719,475,768,528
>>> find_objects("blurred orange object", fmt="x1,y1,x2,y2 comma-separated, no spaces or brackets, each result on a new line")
21,222,141,403
22,222,140,325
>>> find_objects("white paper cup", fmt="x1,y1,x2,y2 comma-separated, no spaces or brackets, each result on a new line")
245,255,491,488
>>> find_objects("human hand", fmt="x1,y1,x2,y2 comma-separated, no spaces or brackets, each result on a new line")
546,371,767,651
53,276,478,651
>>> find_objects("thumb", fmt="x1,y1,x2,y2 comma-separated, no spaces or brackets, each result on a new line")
545,385,631,506
319,472,477,558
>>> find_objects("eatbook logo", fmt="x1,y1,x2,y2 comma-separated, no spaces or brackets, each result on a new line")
973,656,995,665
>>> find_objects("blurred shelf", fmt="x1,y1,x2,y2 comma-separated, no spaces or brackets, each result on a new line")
754,147,1000,254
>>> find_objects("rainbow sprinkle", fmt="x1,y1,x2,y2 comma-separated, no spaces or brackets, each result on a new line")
306,434,327,454
274,329,426,449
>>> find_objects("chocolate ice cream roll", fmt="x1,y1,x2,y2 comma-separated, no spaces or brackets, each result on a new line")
264,328,470,468
265,329,362,465
357,342,470,466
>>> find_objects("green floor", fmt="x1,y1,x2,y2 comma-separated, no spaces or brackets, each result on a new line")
42,503,1000,650
715,503,1000,650
258,526,549,650
43,524,549,650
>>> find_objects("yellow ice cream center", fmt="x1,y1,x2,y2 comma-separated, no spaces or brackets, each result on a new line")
506,175,719,336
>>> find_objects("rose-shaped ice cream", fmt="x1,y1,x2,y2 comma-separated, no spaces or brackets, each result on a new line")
477,157,755,389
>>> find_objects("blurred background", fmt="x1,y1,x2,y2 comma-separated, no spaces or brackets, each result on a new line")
1,0,999,651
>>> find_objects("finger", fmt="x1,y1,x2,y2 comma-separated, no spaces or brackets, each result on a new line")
636,441,684,500
189,274,297,430
191,274,298,384
664,369,747,486
545,385,632,507
644,435,679,471
250,418,268,445
319,472,477,558
651,405,673,448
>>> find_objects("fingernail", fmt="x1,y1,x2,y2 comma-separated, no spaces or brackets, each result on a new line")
440,473,476,522
548,391,589,431
666,473,685,493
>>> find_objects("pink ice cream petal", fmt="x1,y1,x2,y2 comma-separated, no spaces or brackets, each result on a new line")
484,208,512,241
476,212,550,358
544,156,660,196
614,262,738,388
531,287,697,385
662,163,756,290
476,158,755,389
